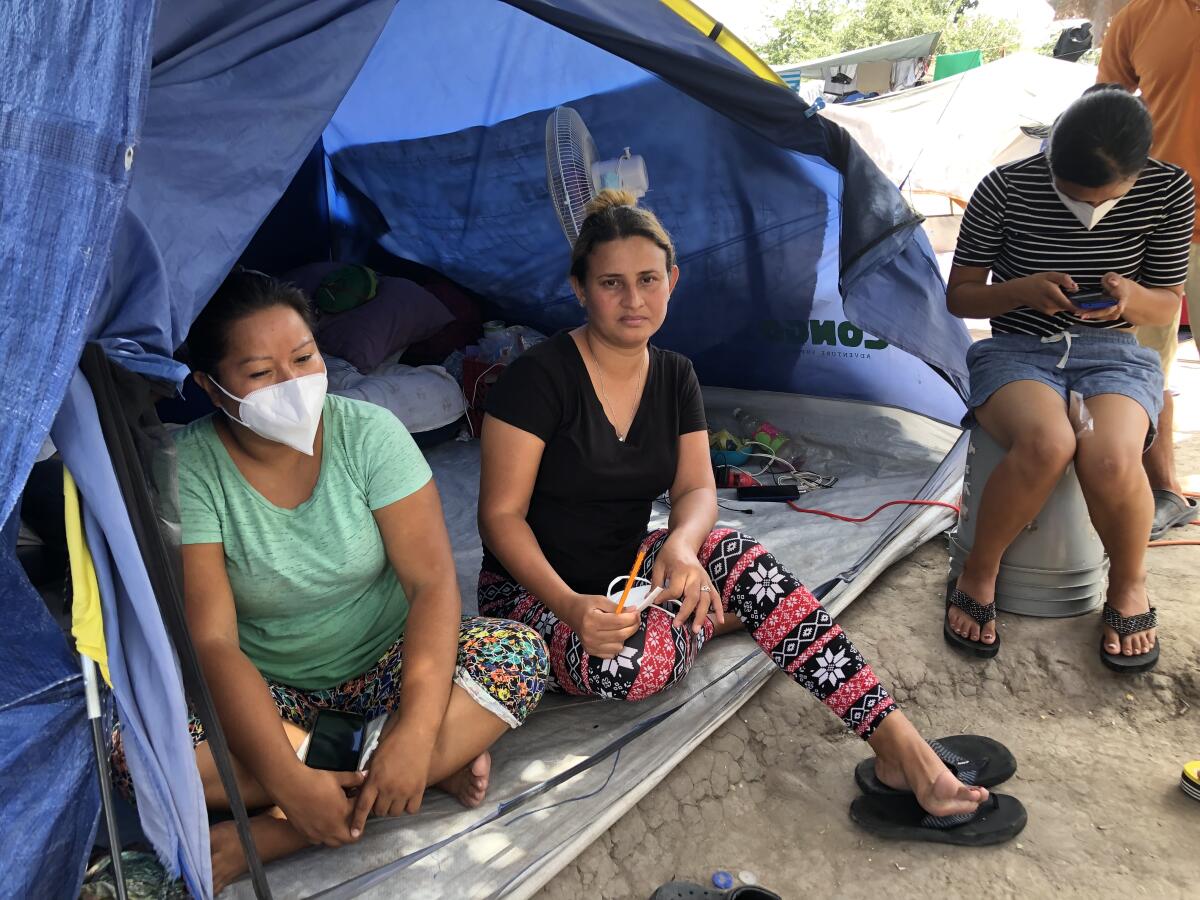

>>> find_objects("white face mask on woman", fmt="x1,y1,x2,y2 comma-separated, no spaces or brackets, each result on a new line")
210,370,328,455
1054,183,1121,230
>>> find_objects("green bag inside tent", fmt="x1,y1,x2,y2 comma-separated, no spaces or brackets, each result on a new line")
315,264,379,314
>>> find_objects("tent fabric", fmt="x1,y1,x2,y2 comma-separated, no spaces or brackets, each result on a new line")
0,3,154,896
91,0,398,380
79,345,292,899
819,122,970,396
52,368,214,898
324,0,967,412
0,514,101,900
33,7,398,894
0,0,155,529
114,0,966,401
657,0,787,86
501,0,952,356
329,75,832,353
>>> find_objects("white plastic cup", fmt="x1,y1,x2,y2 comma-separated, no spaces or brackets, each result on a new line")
606,575,662,612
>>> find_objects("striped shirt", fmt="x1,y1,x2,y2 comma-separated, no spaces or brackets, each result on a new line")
953,153,1195,337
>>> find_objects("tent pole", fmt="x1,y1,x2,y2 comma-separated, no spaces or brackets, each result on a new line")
83,654,128,900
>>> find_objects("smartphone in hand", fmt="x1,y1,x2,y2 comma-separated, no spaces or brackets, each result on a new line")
1072,291,1118,310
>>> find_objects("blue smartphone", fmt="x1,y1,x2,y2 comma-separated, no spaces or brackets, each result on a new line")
1072,292,1118,310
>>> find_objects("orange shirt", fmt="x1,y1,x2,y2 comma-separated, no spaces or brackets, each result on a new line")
1098,0,1200,239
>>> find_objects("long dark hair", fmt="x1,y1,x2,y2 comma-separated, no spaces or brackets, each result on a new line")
1048,84,1153,187
185,268,315,376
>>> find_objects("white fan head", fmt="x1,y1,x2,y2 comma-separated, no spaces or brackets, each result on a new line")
545,106,649,245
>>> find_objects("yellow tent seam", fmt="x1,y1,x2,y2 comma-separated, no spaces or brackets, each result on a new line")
657,0,788,88
64,467,111,686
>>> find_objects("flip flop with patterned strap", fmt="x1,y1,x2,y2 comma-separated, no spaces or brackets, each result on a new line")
855,735,1017,797
1100,602,1160,673
850,792,1027,846
943,583,1000,658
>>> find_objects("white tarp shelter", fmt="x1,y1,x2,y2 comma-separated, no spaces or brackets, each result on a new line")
818,53,1098,220
774,32,941,96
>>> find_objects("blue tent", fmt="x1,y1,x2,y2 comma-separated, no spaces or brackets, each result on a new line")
0,1,972,897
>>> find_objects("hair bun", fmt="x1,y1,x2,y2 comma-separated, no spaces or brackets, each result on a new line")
584,188,638,218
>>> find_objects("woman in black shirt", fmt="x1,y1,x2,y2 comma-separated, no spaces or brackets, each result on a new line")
945,86,1192,672
478,190,993,823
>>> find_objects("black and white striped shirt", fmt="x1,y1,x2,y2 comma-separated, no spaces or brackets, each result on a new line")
953,154,1194,337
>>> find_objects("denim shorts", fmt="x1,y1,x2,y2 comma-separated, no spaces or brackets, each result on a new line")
964,330,1164,439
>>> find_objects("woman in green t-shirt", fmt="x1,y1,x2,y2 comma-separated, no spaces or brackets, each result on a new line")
117,270,548,890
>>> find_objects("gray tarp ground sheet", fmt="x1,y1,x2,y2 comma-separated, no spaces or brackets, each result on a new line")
225,389,962,899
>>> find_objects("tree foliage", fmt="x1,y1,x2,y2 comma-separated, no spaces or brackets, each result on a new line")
756,0,1021,67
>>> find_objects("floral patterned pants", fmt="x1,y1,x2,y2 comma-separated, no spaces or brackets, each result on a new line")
111,616,548,800
478,529,897,740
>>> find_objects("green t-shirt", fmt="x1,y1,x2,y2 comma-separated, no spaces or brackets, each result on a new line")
176,394,432,690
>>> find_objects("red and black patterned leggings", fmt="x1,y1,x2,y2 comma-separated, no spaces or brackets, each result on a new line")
478,528,897,740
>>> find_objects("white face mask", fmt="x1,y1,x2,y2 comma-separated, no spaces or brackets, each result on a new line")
210,370,328,455
1054,183,1121,230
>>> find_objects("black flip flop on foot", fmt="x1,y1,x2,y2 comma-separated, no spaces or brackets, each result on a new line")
1100,602,1160,674
849,792,1027,846
943,583,1000,659
855,735,1017,797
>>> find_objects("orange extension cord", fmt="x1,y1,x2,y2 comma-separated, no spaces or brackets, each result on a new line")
785,498,960,523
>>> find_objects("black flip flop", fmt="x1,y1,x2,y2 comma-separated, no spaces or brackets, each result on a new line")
943,583,1000,659
1100,602,1160,674
649,884,781,900
855,735,1017,797
850,792,1027,846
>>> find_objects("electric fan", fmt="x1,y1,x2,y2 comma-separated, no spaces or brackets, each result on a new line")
545,106,649,244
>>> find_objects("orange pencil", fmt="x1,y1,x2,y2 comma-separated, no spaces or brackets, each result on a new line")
613,549,646,614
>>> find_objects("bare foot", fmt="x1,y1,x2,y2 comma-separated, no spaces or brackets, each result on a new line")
916,767,990,817
209,815,310,894
1103,583,1157,657
435,752,491,808
874,754,988,817
947,572,997,646
870,723,987,818
210,821,249,895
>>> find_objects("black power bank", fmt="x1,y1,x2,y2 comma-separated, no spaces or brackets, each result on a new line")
736,484,800,502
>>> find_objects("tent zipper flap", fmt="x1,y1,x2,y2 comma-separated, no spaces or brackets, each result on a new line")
78,344,273,900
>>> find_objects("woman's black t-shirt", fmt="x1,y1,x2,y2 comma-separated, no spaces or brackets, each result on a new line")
482,330,708,596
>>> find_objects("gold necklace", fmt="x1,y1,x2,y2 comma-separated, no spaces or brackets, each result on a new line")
583,329,647,442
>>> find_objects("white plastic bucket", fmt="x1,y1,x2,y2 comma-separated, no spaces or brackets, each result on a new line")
949,426,1106,617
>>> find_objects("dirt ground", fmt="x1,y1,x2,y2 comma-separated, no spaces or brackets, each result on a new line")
537,341,1200,900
